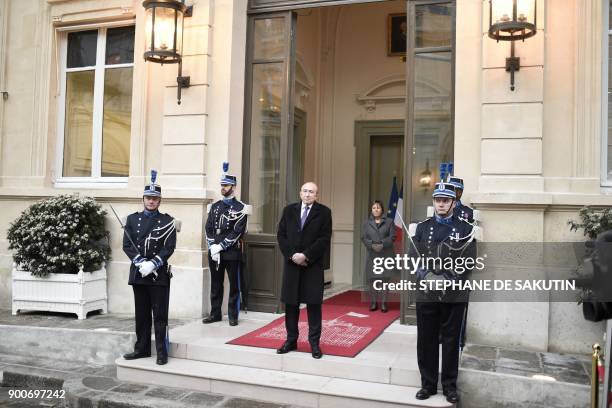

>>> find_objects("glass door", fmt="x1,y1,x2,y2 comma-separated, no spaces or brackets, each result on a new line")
242,12,296,312
401,0,455,323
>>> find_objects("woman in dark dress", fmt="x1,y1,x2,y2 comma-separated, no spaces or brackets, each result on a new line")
361,200,396,312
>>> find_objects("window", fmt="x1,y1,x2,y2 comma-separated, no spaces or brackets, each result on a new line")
58,25,135,181
605,2,612,184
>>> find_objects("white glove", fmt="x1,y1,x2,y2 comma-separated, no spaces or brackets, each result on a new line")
210,244,223,256
212,252,220,265
139,261,156,277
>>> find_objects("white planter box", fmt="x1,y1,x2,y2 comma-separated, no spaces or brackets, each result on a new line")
11,264,108,320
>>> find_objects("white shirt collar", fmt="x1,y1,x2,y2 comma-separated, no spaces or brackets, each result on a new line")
301,202,312,211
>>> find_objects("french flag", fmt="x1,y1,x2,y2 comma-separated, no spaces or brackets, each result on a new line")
387,177,404,254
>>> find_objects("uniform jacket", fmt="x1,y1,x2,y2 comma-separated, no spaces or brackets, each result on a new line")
123,211,177,286
205,198,248,261
361,216,396,279
413,215,476,302
453,201,474,223
277,201,332,304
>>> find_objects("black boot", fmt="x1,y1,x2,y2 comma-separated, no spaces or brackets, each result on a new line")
123,351,150,360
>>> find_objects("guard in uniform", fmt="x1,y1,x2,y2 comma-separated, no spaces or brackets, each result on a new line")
412,181,476,404
448,176,474,223
202,163,249,326
122,170,177,365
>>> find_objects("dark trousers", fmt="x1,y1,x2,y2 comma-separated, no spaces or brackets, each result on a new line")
416,301,466,392
284,303,322,345
369,278,388,304
132,284,170,357
209,257,240,320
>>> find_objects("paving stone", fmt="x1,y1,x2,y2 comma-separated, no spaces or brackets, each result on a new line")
98,400,144,408
540,352,590,385
144,386,190,400
109,383,149,394
82,376,121,391
497,349,542,373
180,391,225,406
463,344,497,360
461,354,495,371
2,371,65,389
222,397,290,408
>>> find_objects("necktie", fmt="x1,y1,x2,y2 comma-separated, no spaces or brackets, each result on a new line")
300,205,310,229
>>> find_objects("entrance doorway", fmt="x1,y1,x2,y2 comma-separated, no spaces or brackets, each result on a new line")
242,1,455,320
353,120,404,288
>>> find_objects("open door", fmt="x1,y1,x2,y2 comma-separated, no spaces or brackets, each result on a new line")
242,12,297,313
401,0,455,323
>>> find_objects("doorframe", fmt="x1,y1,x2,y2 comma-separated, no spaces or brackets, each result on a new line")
353,120,405,287
248,0,389,14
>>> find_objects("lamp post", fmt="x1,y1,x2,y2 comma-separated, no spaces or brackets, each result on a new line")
488,0,537,91
143,0,193,104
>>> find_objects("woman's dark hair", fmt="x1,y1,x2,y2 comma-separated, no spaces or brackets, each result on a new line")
370,200,385,215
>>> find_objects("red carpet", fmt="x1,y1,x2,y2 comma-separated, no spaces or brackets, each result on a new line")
227,291,400,357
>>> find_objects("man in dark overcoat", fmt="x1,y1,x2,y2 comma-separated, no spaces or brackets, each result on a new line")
122,170,177,365
276,182,332,359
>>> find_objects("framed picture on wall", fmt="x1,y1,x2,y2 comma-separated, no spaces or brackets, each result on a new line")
387,13,407,56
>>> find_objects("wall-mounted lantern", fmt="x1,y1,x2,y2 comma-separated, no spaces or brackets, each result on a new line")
488,0,537,91
143,0,193,104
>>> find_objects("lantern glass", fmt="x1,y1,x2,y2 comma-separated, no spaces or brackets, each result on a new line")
516,0,535,24
489,0,536,41
144,3,185,62
491,0,513,25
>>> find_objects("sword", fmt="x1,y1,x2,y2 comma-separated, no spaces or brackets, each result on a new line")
109,204,158,280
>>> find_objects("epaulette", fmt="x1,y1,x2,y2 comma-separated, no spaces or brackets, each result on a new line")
235,199,252,215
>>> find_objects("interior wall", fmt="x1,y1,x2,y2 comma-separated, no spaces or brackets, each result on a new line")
329,0,406,284
294,1,408,285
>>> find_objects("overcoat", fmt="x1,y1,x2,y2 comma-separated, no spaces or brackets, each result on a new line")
277,201,332,304
361,216,396,280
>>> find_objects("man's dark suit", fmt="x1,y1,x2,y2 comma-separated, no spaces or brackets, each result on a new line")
277,201,332,346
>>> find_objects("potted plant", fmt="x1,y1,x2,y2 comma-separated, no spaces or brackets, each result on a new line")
7,194,111,319
568,206,612,315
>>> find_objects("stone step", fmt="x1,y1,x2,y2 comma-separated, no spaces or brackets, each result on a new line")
116,356,454,408
166,317,421,387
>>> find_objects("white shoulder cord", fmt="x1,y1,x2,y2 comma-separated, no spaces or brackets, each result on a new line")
145,220,176,253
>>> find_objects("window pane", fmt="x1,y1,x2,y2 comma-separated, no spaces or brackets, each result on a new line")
609,33,612,180
248,63,283,233
411,52,453,221
609,92,612,180
415,3,452,48
101,67,133,177
254,18,285,60
106,26,135,65
63,71,95,177
67,30,98,68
